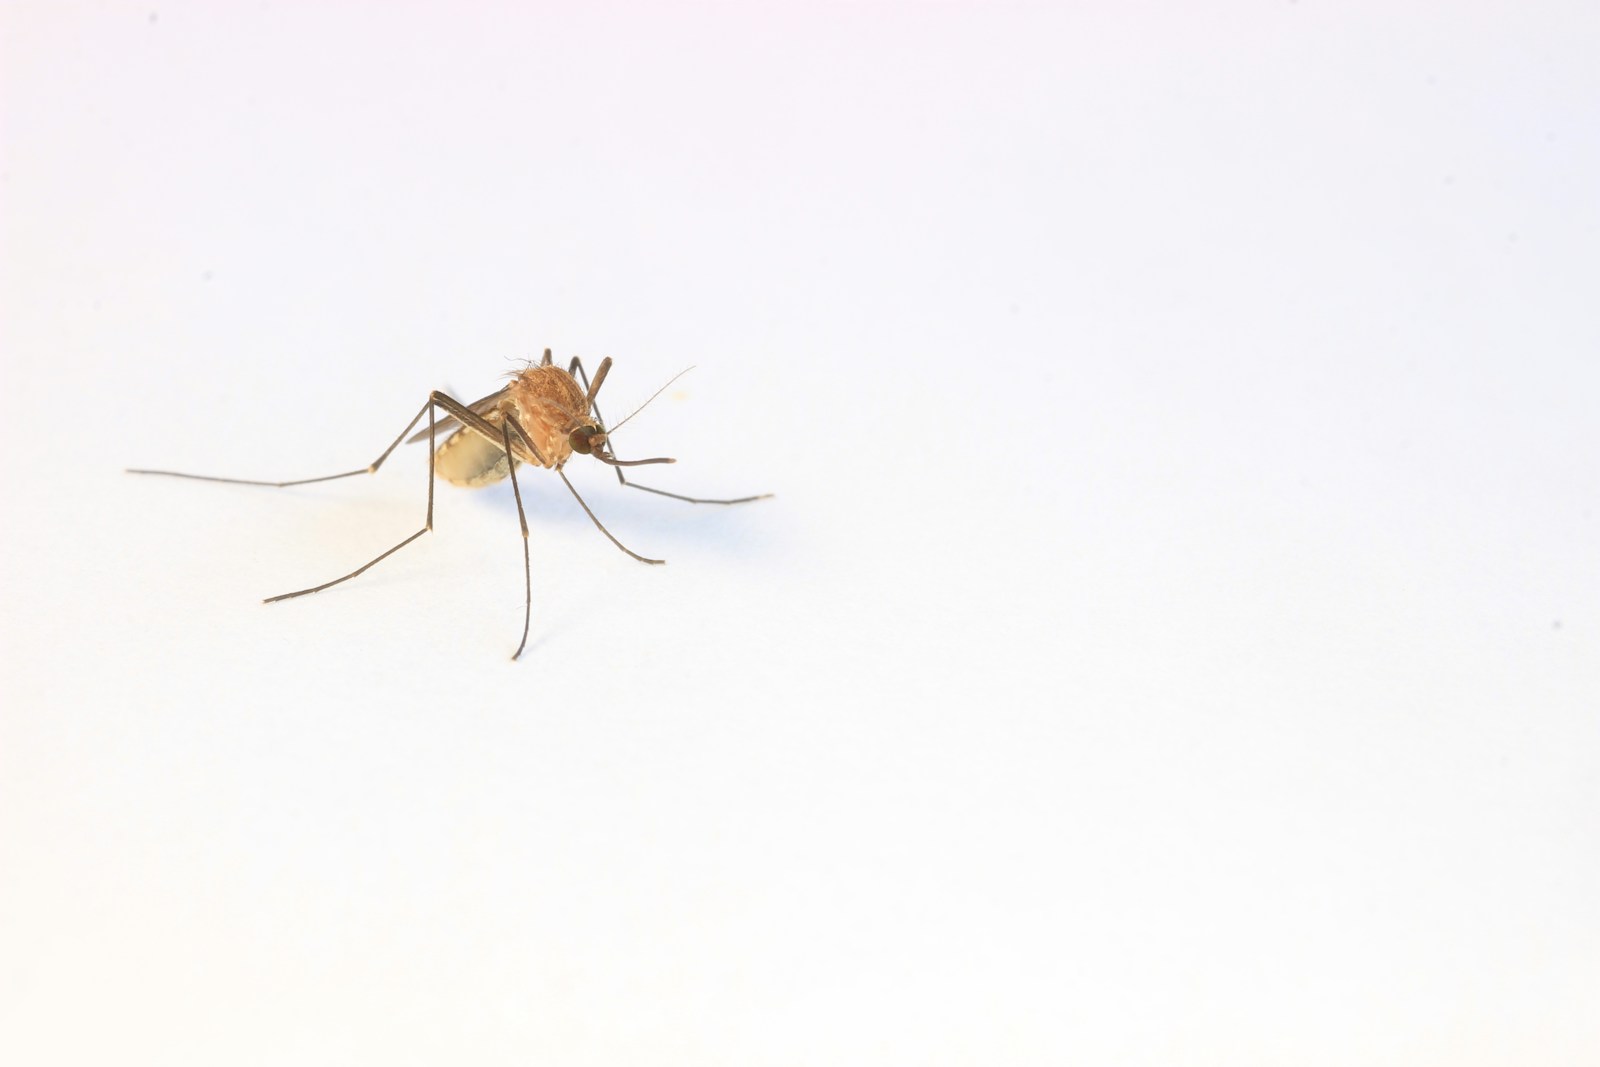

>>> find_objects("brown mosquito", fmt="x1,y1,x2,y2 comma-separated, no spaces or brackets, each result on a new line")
128,349,771,659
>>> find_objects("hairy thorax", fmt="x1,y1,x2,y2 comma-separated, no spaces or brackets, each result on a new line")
505,364,590,468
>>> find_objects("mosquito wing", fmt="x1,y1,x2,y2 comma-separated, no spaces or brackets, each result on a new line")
406,387,510,445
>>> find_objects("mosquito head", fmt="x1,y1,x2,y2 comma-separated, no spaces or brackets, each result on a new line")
568,423,608,456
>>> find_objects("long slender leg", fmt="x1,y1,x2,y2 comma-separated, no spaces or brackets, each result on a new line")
501,421,534,660
569,356,772,505
503,412,665,565
570,355,627,490
128,397,437,488
264,399,440,603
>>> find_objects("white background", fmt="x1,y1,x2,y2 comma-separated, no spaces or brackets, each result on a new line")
2,2,1596,1063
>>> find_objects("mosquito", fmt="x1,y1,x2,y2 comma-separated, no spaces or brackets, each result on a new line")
128,349,771,659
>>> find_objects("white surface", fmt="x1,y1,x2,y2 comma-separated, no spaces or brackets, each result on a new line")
2,2,1596,1063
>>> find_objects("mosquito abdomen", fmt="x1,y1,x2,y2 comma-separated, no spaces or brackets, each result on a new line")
433,427,512,487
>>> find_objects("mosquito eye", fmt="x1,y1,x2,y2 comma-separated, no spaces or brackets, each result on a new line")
568,428,593,454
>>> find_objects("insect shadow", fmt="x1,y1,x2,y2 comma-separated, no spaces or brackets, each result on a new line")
128,349,771,659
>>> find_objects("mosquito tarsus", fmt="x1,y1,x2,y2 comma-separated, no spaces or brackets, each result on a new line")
128,349,771,659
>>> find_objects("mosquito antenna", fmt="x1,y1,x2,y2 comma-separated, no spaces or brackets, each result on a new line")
606,366,695,435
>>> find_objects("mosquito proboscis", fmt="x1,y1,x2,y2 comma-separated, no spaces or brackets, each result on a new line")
128,349,771,659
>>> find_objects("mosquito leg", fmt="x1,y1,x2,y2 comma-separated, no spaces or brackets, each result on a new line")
501,421,534,660
569,355,627,489
263,399,440,603
569,356,773,506
128,397,438,488
503,413,665,565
